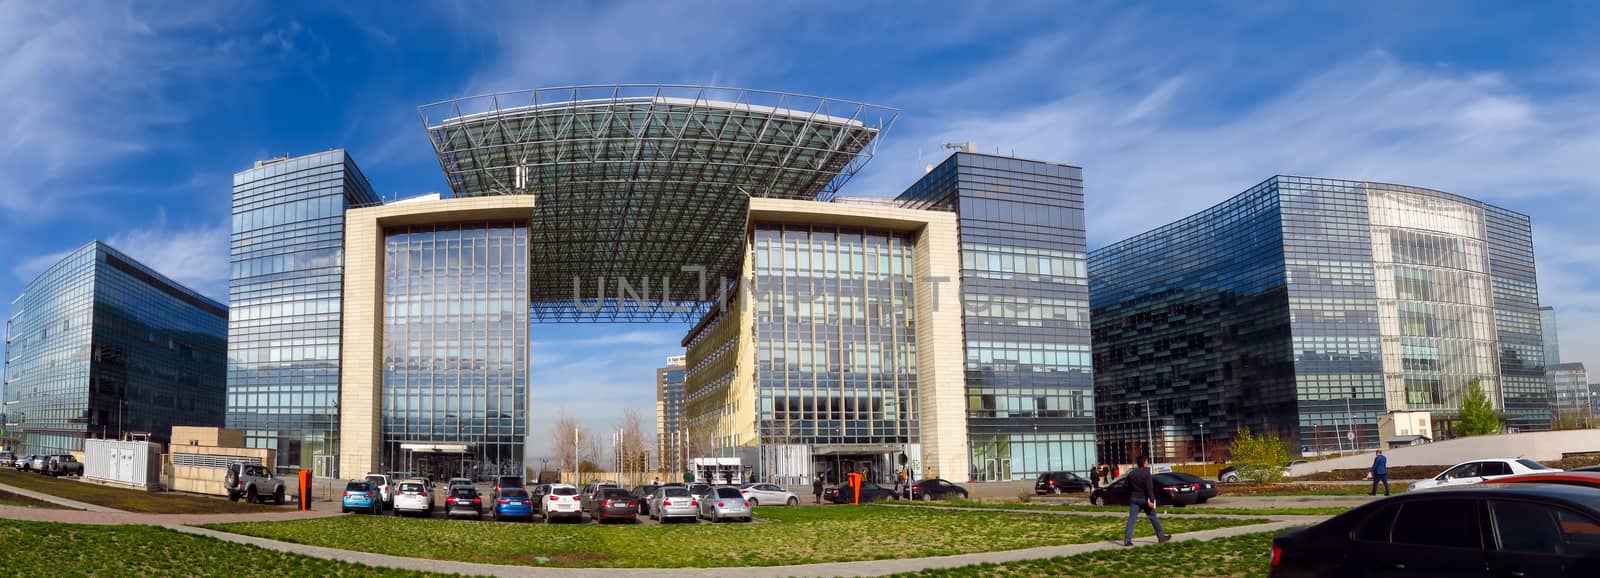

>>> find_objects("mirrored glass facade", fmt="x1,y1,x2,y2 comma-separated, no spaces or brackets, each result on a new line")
896,152,1095,481
381,222,529,480
1090,176,1548,462
227,151,380,475
4,242,227,454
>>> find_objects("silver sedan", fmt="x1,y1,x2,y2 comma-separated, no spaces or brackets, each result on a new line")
650,486,698,523
698,486,752,523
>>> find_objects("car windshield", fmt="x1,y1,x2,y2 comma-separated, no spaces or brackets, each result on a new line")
664,488,690,497
715,488,743,498
500,488,528,498
601,489,632,499
1517,459,1551,470
552,487,578,496
346,482,371,491
398,483,424,492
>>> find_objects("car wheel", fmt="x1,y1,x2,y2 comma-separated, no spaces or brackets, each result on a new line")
245,487,258,504
1090,494,1103,506
1196,497,1208,504
921,493,933,502
274,487,286,506
1053,487,1062,495
749,498,759,507
786,497,798,507
341,507,349,514
228,492,240,502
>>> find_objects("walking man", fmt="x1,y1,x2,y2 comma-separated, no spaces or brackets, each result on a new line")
1123,455,1172,547
813,474,825,504
1369,449,1390,496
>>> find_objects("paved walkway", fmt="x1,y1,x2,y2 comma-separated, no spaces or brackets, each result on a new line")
1,478,1323,577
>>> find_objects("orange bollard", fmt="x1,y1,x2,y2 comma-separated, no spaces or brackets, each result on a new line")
298,468,312,511
847,471,863,505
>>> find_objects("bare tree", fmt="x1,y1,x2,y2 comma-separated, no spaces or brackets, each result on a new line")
617,408,650,481
551,408,581,474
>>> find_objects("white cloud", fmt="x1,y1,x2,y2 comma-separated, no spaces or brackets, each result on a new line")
102,216,232,301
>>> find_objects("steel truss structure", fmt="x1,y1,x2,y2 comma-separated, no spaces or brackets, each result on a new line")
419,84,898,322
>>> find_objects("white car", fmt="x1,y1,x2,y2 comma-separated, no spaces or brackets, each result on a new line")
542,484,583,522
364,473,394,509
1408,458,1561,491
393,478,434,516
738,483,799,507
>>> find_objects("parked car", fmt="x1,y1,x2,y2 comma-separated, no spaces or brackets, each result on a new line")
1486,471,1600,490
364,474,394,510
1034,471,1092,495
1089,472,1199,507
1218,466,1241,483
223,462,287,505
631,484,661,514
493,475,524,501
28,455,49,472
1574,464,1600,473
12,454,33,471
1409,458,1561,492
0,451,13,465
687,483,712,499
1268,483,1600,578
341,480,381,514
444,486,484,519
649,485,698,523
492,487,534,522
393,479,434,517
826,482,899,504
908,478,969,502
542,484,583,522
1163,472,1219,503
739,483,799,507
45,455,83,477
699,486,753,523
447,477,475,491
586,487,638,523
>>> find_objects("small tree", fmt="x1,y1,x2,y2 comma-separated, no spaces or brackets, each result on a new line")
1458,380,1501,437
1229,426,1290,483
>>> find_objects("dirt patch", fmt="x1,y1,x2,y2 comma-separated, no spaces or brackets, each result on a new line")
1298,465,1441,482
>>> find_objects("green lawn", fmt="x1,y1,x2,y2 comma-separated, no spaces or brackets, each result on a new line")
209,505,1264,568
0,519,445,577
0,468,279,514
885,530,1285,577
0,488,64,509
883,500,1350,517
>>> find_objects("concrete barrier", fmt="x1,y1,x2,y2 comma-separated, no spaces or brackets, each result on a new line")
1290,428,1600,476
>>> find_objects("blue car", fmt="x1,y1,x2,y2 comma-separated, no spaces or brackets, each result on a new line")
493,487,534,521
342,480,380,514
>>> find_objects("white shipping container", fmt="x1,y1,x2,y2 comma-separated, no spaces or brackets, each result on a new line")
84,439,164,490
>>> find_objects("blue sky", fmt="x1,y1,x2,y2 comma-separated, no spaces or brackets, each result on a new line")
5,2,1600,456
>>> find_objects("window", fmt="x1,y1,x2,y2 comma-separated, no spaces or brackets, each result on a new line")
1442,462,1481,479
1355,503,1401,542
1480,462,1512,477
1391,499,1481,549
1490,500,1600,556
1516,459,1551,471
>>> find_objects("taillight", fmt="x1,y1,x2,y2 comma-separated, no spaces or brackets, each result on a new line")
344,491,352,496
691,500,699,507
1193,483,1200,491
1163,487,1177,493
1271,545,1282,568
472,497,481,504
662,499,671,506
1048,480,1055,485
365,492,373,498
498,498,509,504
602,500,611,508
717,502,725,508
743,501,750,508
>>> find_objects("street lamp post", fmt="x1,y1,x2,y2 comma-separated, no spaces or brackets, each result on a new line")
1198,421,1208,478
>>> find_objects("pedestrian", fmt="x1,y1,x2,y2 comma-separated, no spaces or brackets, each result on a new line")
1369,449,1390,496
1123,455,1172,547
1113,464,1121,479
813,474,825,504
1089,465,1100,489
652,476,660,485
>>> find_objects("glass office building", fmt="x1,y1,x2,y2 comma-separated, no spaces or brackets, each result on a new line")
656,355,686,473
1548,362,1590,429
895,151,1095,481
1540,306,1561,365
380,222,529,480
1090,176,1548,463
4,242,227,454
227,150,380,475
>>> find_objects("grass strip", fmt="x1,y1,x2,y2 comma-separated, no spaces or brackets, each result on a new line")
0,468,278,514
883,530,1285,577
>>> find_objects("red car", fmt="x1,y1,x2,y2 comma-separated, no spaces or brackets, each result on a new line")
1485,471,1600,490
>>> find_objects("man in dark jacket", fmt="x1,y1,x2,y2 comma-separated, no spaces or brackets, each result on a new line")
1369,450,1390,496
1123,455,1172,547
813,474,825,504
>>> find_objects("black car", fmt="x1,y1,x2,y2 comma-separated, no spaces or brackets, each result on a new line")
826,482,898,504
1270,484,1600,578
1574,464,1600,473
908,478,968,501
1089,472,1198,507
1163,472,1218,503
1034,471,1093,495
631,484,661,514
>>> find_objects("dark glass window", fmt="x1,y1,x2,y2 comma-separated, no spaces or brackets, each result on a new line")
1354,503,1401,542
1392,500,1480,549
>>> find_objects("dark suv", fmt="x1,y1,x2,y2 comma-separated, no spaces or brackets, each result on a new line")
1035,471,1092,494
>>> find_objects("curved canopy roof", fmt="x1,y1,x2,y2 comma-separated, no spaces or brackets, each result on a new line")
418,84,898,321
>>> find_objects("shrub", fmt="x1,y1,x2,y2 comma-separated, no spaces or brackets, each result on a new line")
1229,427,1290,483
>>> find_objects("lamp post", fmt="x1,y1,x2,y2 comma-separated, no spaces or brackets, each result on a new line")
1198,421,1208,478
